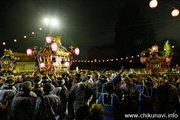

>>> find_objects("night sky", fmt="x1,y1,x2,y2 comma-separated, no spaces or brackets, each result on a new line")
1,0,180,59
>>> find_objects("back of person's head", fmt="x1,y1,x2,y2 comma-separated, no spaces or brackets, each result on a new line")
43,83,52,94
33,76,42,87
42,76,50,84
75,104,89,120
56,77,65,86
89,104,104,120
21,81,32,95
5,77,15,86
75,73,81,82
104,82,114,94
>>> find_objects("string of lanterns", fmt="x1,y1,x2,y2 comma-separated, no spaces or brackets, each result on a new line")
149,0,180,17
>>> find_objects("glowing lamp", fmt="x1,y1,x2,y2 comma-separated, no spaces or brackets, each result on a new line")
2,42,6,45
149,0,158,8
74,47,80,55
46,36,52,43
53,62,58,67
165,56,172,63
51,43,58,52
172,9,179,17
140,56,147,63
65,62,70,67
40,62,45,68
152,45,158,52
27,48,32,56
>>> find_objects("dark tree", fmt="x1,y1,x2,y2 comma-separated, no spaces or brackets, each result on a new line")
114,3,156,57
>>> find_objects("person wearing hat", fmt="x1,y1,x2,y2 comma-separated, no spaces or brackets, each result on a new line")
0,77,17,120
32,76,44,97
32,83,62,120
66,73,87,120
52,77,67,119
8,81,37,120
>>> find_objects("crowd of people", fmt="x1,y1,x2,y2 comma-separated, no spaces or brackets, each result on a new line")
0,67,179,120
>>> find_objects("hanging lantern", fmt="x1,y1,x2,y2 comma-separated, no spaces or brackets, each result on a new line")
74,47,80,55
46,36,52,43
27,48,32,56
172,9,179,17
152,45,158,53
149,0,158,8
65,62,70,67
40,62,45,68
165,56,172,63
140,56,147,63
53,62,58,67
51,43,58,52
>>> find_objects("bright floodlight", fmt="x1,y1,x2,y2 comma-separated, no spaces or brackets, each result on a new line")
51,19,58,26
44,18,49,24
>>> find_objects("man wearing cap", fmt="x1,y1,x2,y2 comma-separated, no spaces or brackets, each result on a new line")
0,77,17,120
8,81,37,120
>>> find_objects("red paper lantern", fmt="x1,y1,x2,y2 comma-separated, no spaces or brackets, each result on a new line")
53,62,58,67
51,43,58,52
140,56,147,63
27,48,32,56
40,62,45,68
65,62,70,67
172,9,179,17
149,0,158,8
46,36,52,43
165,56,172,63
152,45,158,53
74,47,80,55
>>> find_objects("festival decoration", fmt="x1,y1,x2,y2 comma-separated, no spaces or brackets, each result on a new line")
172,9,179,17
149,0,158,8
27,48,32,56
46,36,52,43
40,62,45,68
26,35,79,73
140,40,173,74
74,47,80,55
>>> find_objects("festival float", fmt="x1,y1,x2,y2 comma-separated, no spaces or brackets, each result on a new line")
27,35,79,73
0,49,16,73
139,41,173,75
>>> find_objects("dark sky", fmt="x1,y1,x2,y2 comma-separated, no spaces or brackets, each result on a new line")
0,0,180,59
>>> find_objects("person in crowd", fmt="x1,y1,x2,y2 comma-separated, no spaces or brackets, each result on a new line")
132,76,156,114
89,104,104,120
158,75,179,114
32,76,44,97
8,81,37,120
33,83,62,120
42,76,55,90
52,77,67,119
88,72,99,106
0,77,17,120
75,104,89,120
14,75,23,91
66,73,87,119
98,82,121,120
